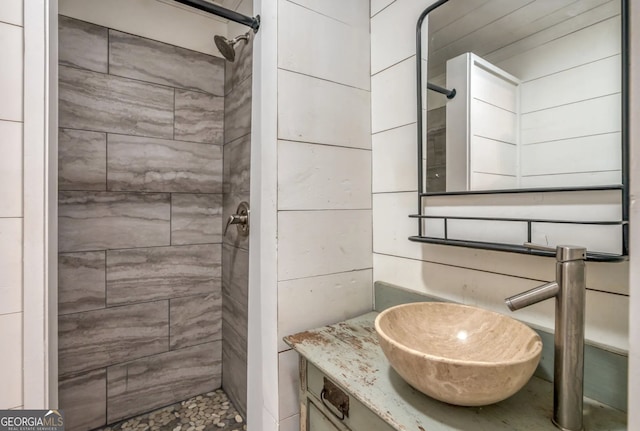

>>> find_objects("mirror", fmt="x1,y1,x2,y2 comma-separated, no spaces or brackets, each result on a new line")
423,0,623,193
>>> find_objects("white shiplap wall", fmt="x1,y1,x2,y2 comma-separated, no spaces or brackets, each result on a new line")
274,1,372,430
371,0,629,356
0,0,24,411
500,13,622,188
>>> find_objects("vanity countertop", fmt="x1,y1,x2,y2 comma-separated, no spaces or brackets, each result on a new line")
284,312,627,431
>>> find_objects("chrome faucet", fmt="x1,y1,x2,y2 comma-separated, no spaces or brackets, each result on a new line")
505,243,587,431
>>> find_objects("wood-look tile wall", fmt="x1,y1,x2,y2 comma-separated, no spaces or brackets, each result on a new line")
221,34,252,417
57,16,225,431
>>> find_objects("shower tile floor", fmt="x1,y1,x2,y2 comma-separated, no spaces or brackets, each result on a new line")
97,389,246,431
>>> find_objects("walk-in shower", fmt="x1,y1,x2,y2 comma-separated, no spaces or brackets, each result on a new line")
57,1,256,428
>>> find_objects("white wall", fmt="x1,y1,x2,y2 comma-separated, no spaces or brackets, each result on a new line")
275,1,372,429
250,1,372,429
371,0,629,359
499,11,622,188
0,0,25,410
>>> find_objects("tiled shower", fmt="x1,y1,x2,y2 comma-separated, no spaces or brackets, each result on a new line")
56,15,251,431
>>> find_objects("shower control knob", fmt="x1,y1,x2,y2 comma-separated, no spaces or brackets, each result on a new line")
224,202,250,237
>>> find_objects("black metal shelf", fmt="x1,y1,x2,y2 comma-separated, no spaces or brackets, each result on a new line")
420,185,624,197
409,214,627,226
408,236,627,262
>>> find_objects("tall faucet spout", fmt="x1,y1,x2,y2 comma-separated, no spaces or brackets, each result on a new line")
505,281,559,311
505,244,586,431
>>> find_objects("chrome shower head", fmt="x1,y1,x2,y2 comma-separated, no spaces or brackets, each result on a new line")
214,31,250,62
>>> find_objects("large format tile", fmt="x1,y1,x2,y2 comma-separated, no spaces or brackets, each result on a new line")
278,70,370,149
277,210,373,281
278,140,371,210
59,66,174,139
224,35,253,95
109,30,225,96
222,243,249,307
224,75,252,144
222,328,247,416
170,293,222,350
0,313,22,409
107,341,222,423
58,251,106,315
58,15,108,73
223,134,250,193
171,194,223,245
107,134,223,193
58,301,169,376
59,369,107,431
58,191,170,252
0,218,22,316
0,22,23,122
0,120,22,217
106,244,221,305
222,294,248,345
58,128,106,191
174,89,224,145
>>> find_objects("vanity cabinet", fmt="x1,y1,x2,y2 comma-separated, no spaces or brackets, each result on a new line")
299,358,394,431
285,312,626,431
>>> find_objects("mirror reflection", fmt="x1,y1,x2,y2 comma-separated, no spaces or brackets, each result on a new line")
424,0,622,193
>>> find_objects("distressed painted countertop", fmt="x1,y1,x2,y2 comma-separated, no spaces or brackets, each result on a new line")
284,312,627,431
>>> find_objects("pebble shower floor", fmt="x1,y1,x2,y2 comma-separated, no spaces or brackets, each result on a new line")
97,389,246,431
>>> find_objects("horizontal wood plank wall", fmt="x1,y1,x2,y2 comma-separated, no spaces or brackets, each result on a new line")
504,15,622,188
275,0,373,427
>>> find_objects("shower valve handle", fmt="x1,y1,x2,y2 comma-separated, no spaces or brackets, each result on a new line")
224,202,250,237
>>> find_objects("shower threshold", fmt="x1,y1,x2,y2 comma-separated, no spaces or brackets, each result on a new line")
96,389,246,431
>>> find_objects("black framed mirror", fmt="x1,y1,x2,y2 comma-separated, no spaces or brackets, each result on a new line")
411,0,628,261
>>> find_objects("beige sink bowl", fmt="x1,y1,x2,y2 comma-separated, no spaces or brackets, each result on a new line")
375,302,542,406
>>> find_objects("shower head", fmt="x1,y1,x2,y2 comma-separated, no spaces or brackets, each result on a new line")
214,31,250,62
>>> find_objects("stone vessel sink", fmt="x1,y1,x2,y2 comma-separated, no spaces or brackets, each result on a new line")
374,302,542,406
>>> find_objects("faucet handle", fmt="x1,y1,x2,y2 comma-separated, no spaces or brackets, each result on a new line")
524,243,586,262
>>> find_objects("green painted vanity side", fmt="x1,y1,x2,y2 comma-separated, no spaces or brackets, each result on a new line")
284,312,626,431
373,281,628,412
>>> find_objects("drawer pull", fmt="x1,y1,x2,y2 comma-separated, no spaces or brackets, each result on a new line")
321,377,349,420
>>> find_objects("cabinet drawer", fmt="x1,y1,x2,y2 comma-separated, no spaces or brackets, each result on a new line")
308,402,344,431
306,362,394,431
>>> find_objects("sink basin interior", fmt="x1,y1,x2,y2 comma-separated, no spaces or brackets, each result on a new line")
377,302,542,364
375,302,542,406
